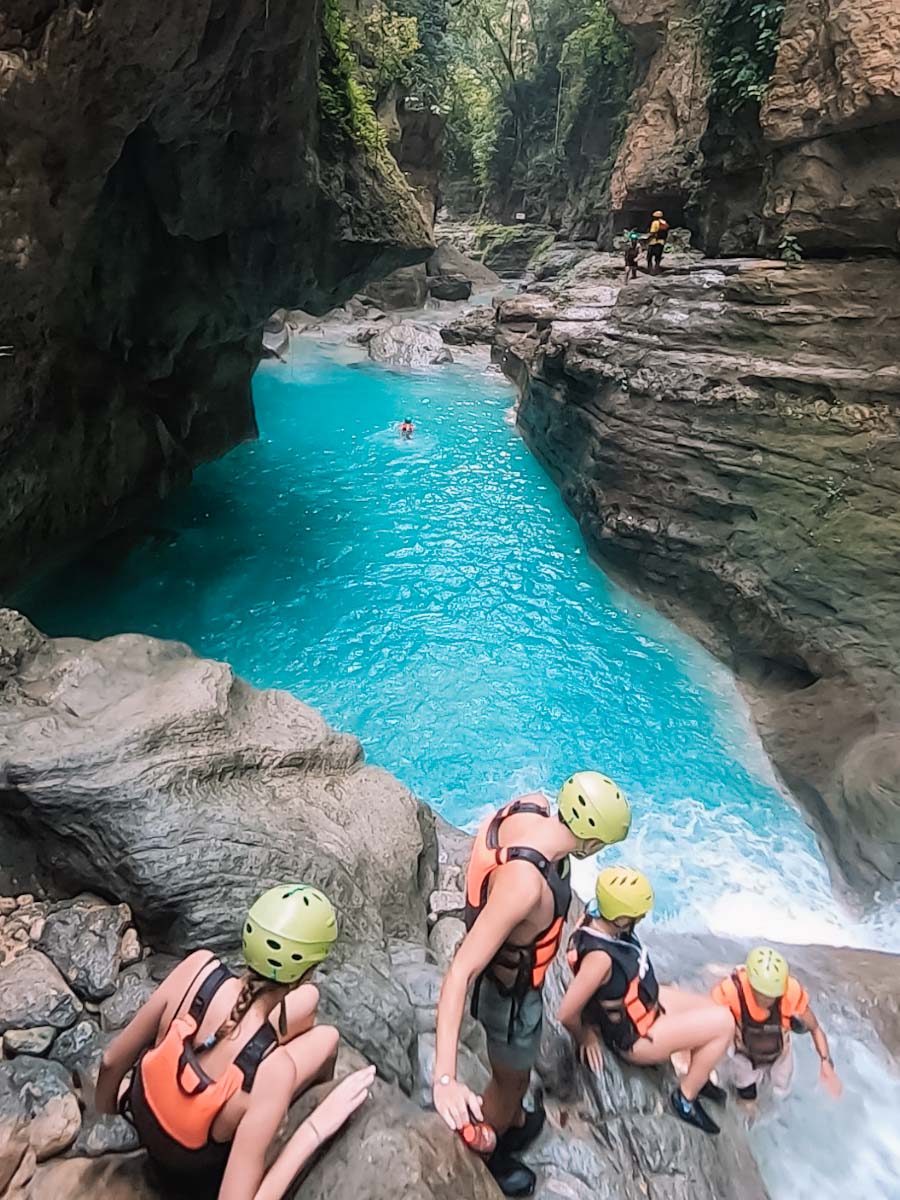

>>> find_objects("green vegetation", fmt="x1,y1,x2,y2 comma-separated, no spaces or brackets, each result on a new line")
697,0,786,113
778,233,803,265
444,0,633,213
319,0,388,153
329,0,634,217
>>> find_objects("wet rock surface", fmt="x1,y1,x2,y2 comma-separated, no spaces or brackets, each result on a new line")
428,241,502,289
368,322,454,367
473,224,556,276
0,953,82,1035
0,1058,81,1163
37,898,131,1002
494,256,900,892
440,307,498,346
428,274,473,302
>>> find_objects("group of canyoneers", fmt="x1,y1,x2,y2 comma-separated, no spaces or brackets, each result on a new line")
95,773,841,1200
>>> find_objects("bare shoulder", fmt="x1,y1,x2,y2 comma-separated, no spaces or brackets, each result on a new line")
158,949,215,1000
515,791,550,811
492,858,545,905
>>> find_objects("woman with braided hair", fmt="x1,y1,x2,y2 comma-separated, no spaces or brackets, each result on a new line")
95,885,375,1200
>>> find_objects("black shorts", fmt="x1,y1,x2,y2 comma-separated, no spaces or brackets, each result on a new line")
647,243,664,266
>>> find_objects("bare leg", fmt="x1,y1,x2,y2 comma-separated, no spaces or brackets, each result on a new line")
624,1005,734,1102
481,1054,531,1137
283,1024,340,1099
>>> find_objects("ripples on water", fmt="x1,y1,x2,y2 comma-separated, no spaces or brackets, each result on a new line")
21,342,899,1199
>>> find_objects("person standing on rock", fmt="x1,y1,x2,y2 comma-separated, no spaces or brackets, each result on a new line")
711,946,842,1104
432,772,631,1197
95,885,375,1200
624,231,642,282
558,867,735,1137
646,210,669,274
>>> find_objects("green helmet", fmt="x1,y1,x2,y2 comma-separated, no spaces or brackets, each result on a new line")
745,946,788,998
242,884,338,984
558,772,631,844
595,867,653,921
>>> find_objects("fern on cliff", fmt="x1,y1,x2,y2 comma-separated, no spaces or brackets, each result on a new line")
319,0,388,154
697,0,786,113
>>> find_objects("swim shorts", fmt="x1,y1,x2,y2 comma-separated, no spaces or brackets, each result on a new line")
472,976,544,1071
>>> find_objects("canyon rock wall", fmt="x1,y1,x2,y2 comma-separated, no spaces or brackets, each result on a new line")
606,0,900,254
0,1,431,591
493,252,900,894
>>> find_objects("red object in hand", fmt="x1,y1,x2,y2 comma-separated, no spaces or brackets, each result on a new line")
461,1122,497,1157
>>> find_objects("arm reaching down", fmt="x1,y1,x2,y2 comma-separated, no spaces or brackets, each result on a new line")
94,950,212,1115
558,948,612,1073
432,862,541,1130
800,1006,842,1099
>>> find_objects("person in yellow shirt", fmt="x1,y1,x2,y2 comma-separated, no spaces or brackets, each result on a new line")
646,210,669,274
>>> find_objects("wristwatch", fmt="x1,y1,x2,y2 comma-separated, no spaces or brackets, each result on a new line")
436,1074,454,1087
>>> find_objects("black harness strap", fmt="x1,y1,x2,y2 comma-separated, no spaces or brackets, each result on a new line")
234,1024,279,1093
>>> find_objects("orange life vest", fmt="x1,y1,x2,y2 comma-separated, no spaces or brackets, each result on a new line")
465,799,572,995
712,967,809,1067
123,963,276,1175
566,924,661,1052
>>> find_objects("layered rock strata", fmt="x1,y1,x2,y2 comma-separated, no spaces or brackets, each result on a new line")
0,1,431,590
492,253,900,892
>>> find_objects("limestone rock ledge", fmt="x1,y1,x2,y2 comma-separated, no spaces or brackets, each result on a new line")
492,254,900,893
0,1,432,589
0,614,779,1200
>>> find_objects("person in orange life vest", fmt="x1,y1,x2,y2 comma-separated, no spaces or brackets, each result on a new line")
399,417,414,440
433,772,631,1197
711,946,842,1102
558,868,735,1136
95,886,375,1200
646,210,669,274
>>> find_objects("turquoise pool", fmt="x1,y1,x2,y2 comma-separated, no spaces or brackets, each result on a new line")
21,342,888,949
21,339,900,1199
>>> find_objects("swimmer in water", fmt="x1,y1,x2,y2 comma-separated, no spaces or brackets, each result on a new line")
399,418,414,440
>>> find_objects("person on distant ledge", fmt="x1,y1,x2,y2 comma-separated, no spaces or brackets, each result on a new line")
623,230,642,283
646,210,669,275
711,946,842,1105
399,417,414,440
432,772,631,1197
96,885,374,1200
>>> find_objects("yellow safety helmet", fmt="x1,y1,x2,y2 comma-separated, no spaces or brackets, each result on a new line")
652,210,664,218
242,884,338,984
558,772,631,844
745,946,788,998
595,867,654,921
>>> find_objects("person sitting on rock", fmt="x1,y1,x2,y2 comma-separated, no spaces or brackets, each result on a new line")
95,884,375,1200
558,867,734,1137
623,231,641,282
711,945,842,1104
399,417,415,440
433,771,631,1197
646,210,669,274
